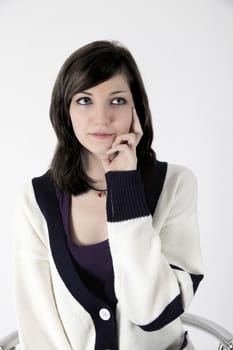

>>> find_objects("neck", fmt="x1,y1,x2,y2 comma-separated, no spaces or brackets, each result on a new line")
81,149,107,188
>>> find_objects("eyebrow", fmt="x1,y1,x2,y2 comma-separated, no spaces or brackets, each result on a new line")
110,90,129,95
77,90,129,96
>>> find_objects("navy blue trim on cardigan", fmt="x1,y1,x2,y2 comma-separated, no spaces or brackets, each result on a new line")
105,170,150,222
190,273,204,293
139,267,204,332
106,161,168,222
32,172,118,350
144,160,168,216
170,264,204,294
139,294,184,331
179,331,188,349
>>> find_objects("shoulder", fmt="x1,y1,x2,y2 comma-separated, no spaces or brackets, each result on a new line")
151,160,197,192
14,171,52,237
17,170,51,210
150,162,199,226
166,162,197,180
13,174,52,257
150,161,198,209
16,180,39,217
159,162,198,214
13,182,48,253
165,162,198,191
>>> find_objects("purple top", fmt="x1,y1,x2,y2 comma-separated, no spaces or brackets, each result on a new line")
55,188,116,305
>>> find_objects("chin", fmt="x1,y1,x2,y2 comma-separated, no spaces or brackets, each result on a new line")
95,147,110,155
85,145,110,156
89,140,113,151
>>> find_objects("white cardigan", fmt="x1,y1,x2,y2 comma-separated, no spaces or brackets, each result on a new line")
13,161,204,350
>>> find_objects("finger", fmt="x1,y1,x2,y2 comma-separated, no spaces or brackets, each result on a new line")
98,153,113,173
131,108,143,145
99,152,109,161
112,133,136,148
106,143,133,155
132,107,143,136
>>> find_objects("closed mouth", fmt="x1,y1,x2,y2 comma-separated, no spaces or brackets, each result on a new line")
89,132,115,138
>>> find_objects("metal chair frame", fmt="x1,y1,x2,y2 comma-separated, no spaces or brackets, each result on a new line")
0,313,232,350
181,313,233,349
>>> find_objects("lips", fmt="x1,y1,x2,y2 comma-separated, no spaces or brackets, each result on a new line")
89,132,114,139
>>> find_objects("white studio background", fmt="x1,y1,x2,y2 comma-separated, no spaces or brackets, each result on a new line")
0,0,233,348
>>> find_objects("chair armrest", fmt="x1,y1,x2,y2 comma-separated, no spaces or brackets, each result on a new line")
0,330,18,350
181,312,233,349
0,313,232,349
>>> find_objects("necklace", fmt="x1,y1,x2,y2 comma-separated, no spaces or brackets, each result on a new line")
86,183,107,198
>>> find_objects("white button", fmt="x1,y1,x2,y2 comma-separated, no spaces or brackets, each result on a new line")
99,308,111,321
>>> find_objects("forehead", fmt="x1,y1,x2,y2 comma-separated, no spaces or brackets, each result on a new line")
84,74,130,93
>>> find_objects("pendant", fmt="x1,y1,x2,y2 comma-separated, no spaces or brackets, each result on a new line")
98,191,106,198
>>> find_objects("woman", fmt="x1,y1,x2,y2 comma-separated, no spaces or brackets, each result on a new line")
13,40,204,350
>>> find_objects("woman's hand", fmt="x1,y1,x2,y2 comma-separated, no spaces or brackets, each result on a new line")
100,107,143,173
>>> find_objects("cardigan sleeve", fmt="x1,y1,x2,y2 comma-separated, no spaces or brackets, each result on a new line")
12,183,72,350
105,165,204,330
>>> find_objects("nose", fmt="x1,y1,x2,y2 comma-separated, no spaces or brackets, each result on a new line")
92,105,112,125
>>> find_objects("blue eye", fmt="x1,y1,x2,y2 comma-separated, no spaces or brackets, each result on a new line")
112,98,126,105
77,97,92,105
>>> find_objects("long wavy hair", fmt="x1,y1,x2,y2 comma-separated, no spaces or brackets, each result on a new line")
49,40,156,194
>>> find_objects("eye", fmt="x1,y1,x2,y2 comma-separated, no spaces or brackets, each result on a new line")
112,97,126,105
76,97,92,105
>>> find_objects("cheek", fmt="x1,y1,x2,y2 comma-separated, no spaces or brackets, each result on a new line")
118,110,133,132
70,107,85,134
72,120,86,139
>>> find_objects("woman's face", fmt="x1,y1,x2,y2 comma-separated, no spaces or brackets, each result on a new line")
69,74,135,156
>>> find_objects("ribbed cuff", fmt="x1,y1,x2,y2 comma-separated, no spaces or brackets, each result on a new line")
105,170,150,222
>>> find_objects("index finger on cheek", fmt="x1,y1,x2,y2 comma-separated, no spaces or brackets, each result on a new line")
132,108,143,134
